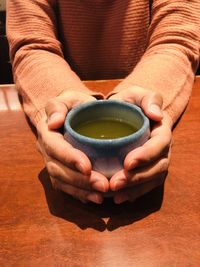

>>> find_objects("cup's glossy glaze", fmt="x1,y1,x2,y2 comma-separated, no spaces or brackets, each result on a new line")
64,100,150,178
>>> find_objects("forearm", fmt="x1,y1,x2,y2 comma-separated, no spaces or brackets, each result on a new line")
113,51,195,124
12,49,93,125
7,0,102,126
112,0,200,124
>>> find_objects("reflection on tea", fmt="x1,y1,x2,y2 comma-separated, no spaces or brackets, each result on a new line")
73,118,138,139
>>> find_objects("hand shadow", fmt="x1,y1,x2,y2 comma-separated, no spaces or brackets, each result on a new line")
39,168,165,232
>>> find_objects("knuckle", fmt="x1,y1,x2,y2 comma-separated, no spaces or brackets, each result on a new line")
131,173,143,185
159,158,170,173
140,146,154,162
149,91,163,107
154,91,162,99
46,162,58,177
62,152,77,168
45,99,57,112
46,98,67,116
62,152,70,164
152,91,163,103
140,90,163,110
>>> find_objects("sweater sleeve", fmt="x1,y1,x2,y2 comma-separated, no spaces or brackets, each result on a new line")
6,0,103,126
111,0,200,124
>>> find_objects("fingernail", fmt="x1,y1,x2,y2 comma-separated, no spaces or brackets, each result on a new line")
48,112,62,123
92,180,106,192
114,194,129,204
87,193,103,204
149,104,163,117
113,179,126,191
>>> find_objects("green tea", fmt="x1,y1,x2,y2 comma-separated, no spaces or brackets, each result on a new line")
73,118,138,139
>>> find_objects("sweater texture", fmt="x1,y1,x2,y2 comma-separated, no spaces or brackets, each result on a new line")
7,0,200,126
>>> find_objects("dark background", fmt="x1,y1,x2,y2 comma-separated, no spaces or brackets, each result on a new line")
0,11,13,84
1,11,199,84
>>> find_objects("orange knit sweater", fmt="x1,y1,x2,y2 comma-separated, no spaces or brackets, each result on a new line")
7,0,200,126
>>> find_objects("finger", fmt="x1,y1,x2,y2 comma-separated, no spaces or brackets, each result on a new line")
109,86,163,121
124,121,172,171
114,173,166,204
39,121,92,174
50,177,103,204
110,156,170,191
141,91,163,121
46,159,109,193
56,90,96,109
46,99,68,130
46,91,95,130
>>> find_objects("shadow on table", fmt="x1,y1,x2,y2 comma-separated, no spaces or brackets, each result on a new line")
39,168,164,232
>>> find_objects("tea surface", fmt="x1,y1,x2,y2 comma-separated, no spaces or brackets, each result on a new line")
73,118,138,139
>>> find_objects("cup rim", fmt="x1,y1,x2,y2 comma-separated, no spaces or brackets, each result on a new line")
64,100,149,147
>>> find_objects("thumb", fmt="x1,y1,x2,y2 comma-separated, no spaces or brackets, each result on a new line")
109,86,163,122
45,99,68,130
141,92,163,121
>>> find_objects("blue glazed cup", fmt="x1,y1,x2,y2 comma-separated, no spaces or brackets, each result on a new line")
64,100,150,178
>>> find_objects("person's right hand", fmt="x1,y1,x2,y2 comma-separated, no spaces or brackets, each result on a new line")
36,90,109,204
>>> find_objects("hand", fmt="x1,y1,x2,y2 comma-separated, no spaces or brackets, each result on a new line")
108,86,173,204
36,90,109,204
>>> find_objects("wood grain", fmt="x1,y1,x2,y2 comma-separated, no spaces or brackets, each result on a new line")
0,79,200,266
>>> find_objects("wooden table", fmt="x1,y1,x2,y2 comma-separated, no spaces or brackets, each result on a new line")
0,79,200,267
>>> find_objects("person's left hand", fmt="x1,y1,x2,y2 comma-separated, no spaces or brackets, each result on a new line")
108,86,173,204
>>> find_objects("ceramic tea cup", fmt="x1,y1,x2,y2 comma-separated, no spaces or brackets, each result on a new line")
64,100,150,178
